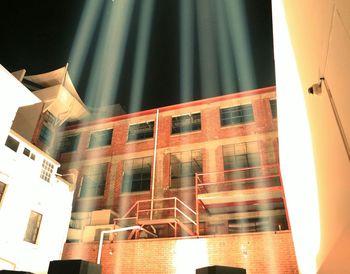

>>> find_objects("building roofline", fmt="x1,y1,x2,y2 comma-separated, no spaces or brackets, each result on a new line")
66,86,276,130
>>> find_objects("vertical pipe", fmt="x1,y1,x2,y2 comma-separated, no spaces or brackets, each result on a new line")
150,109,159,220
195,173,200,236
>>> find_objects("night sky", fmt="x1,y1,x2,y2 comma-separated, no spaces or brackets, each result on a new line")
0,0,275,113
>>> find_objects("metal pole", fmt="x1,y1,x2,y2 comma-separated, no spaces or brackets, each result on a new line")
150,109,159,220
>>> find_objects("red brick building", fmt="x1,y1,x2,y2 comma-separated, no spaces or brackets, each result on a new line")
58,86,298,273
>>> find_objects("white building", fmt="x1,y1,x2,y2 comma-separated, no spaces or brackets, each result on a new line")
0,65,87,273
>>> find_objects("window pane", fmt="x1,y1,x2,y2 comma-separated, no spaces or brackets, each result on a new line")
220,105,254,126
24,211,42,244
5,135,19,152
60,134,80,153
171,113,201,134
122,157,151,193
88,129,113,149
80,164,107,197
128,122,154,141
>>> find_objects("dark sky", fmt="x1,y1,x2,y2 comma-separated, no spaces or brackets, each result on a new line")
0,0,275,113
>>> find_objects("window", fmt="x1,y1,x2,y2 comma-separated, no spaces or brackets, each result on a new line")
23,148,36,160
39,125,53,146
270,99,277,118
40,159,54,182
94,228,110,241
220,104,254,126
223,142,261,180
5,135,19,152
122,157,152,193
24,211,42,244
170,150,202,188
128,121,154,141
80,164,107,197
0,182,6,204
88,129,113,149
60,134,80,153
43,111,60,127
171,113,201,134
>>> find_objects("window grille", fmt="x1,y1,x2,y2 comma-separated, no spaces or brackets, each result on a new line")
122,157,152,193
220,105,254,126
24,211,42,244
40,159,54,182
170,150,202,188
171,113,201,134
128,121,154,141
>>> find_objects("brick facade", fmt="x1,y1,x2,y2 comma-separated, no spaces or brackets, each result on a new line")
62,231,298,274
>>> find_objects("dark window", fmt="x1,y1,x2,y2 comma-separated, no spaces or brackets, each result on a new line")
40,160,54,182
128,121,154,141
0,182,6,204
220,105,254,126
88,129,113,149
80,164,107,197
171,113,201,134
24,211,42,244
170,150,202,188
39,125,53,146
23,148,35,160
5,135,19,152
223,142,261,180
122,157,152,193
60,134,80,153
270,100,277,118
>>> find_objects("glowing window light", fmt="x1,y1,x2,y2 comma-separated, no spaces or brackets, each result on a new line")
272,1,321,273
173,238,209,274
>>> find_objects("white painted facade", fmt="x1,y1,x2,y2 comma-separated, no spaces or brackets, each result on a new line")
0,66,74,273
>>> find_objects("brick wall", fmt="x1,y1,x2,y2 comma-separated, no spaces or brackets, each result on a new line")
63,231,298,274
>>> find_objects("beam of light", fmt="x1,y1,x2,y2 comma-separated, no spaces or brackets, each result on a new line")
214,0,238,94
128,0,155,113
179,0,194,103
85,0,134,109
195,0,220,99
223,0,256,90
68,0,104,85
173,238,209,274
272,1,320,273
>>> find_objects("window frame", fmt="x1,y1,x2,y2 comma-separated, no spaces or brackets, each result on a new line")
121,157,152,193
220,104,254,127
170,150,202,188
79,163,108,198
60,134,81,154
171,112,201,135
88,128,113,149
127,121,154,142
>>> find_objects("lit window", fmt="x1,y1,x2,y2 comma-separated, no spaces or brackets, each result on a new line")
270,99,277,118
5,135,19,152
170,150,202,188
128,121,154,141
39,125,53,146
220,104,254,126
60,134,80,153
80,164,107,197
171,113,201,134
88,129,113,149
122,157,152,193
223,142,261,180
0,182,6,204
40,159,54,182
24,211,42,244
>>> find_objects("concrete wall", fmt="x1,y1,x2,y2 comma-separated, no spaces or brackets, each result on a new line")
63,231,297,274
272,0,350,273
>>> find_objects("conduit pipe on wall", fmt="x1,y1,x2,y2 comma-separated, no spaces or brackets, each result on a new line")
150,109,159,220
97,225,158,264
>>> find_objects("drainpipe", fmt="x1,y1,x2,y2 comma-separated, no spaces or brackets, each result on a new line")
150,109,159,220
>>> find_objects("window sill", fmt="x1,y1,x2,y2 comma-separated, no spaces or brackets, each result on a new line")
170,129,201,137
220,121,255,128
119,191,150,196
126,138,154,144
86,144,112,151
